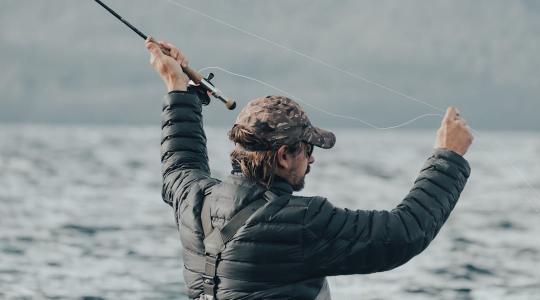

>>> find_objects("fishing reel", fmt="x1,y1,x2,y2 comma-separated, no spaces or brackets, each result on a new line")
188,73,215,106
188,72,236,110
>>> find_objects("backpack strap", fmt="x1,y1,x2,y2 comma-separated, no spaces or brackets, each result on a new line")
201,196,213,238
220,198,265,244
200,190,278,299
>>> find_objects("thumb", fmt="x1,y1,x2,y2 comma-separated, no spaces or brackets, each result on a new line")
443,106,457,123
145,41,163,59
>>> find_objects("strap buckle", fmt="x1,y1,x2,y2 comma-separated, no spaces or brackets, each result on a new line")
204,254,219,276
202,274,215,286
203,254,219,297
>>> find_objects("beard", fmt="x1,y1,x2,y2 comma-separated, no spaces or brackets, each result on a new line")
291,177,305,191
291,165,310,191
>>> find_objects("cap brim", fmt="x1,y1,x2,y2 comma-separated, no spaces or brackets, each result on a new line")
302,126,336,149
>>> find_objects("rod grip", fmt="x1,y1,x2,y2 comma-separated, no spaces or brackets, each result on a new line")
155,44,202,83
182,66,203,84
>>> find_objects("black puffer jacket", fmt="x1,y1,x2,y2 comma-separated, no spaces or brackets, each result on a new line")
160,91,471,299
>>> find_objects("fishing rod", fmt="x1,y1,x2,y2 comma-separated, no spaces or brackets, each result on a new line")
93,0,236,110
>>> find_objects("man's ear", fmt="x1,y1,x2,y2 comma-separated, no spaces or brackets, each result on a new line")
275,145,290,170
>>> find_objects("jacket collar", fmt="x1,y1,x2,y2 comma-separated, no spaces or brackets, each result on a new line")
268,175,294,195
230,165,293,195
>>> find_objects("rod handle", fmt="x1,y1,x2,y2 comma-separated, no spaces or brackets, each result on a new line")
152,41,203,84
182,66,203,84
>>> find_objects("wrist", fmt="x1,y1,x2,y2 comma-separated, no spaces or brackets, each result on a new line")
434,147,465,157
166,75,188,92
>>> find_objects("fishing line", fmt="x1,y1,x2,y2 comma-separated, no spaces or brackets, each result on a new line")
509,164,540,213
165,0,445,113
468,129,540,214
164,0,540,208
206,64,540,210
199,66,442,130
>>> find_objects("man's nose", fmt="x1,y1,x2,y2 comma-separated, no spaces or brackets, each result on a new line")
309,155,315,164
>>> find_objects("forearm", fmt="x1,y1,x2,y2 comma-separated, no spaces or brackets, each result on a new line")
377,148,470,268
394,149,470,242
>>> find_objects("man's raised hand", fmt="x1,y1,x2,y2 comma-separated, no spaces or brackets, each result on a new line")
145,37,189,92
435,107,474,156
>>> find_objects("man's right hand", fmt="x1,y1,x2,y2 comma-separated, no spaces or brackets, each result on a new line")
145,37,190,92
434,107,473,156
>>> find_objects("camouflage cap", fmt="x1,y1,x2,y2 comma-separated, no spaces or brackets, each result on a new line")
232,95,336,150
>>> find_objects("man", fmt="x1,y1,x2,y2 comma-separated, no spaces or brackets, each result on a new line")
146,38,473,300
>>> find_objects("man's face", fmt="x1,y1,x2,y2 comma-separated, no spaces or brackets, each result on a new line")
288,143,315,191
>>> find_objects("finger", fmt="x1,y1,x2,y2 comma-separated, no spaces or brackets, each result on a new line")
145,36,155,44
146,37,163,55
145,40,169,57
161,42,177,51
161,42,186,60
166,48,186,67
167,47,179,60
158,41,168,48
445,106,457,118
179,57,189,68
160,42,181,58
145,41,163,59
443,106,457,124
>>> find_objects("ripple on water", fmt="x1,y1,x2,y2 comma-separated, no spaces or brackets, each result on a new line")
451,236,485,252
432,263,495,280
464,264,495,276
405,286,442,296
47,261,62,268
514,247,538,259
494,220,526,231
60,224,122,236
16,236,35,242
1,245,25,256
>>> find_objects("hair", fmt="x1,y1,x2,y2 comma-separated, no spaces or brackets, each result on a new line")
228,125,305,188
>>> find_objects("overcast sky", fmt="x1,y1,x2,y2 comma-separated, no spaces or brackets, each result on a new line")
1,0,539,130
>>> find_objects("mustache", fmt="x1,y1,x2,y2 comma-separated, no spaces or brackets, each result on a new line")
306,165,311,174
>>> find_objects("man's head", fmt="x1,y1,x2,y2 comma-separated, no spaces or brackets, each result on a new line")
229,95,335,191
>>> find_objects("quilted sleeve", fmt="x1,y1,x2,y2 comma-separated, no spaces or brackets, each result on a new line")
160,91,211,208
302,149,471,276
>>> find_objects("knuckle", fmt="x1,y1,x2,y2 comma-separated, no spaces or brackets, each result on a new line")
157,62,165,70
